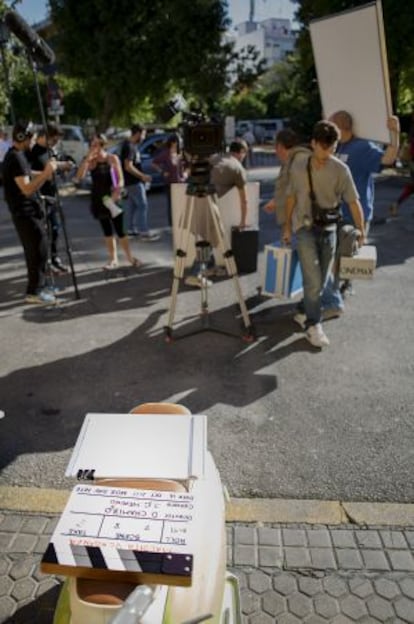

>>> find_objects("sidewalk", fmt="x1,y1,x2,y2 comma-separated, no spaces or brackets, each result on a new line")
1,502,414,623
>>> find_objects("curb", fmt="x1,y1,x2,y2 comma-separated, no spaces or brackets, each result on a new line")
2,486,414,526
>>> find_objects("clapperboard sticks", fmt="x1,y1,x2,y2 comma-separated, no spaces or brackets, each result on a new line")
41,543,193,588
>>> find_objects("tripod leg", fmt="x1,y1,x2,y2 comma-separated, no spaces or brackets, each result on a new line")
56,199,81,299
207,197,254,339
165,196,196,340
43,203,55,289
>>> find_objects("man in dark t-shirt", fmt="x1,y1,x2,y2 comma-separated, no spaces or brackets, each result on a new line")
3,121,57,304
120,124,159,240
29,123,72,273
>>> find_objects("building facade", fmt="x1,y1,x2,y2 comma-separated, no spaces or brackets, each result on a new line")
233,17,296,66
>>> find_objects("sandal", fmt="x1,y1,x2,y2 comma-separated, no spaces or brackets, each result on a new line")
131,257,143,268
103,260,119,270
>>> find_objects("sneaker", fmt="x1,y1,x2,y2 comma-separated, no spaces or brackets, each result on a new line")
306,323,330,348
293,313,307,329
138,231,161,242
45,284,65,295
25,290,57,305
184,275,213,288
322,308,344,321
51,257,69,273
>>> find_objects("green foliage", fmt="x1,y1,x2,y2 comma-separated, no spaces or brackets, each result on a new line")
224,91,267,120
258,55,319,138
231,44,267,94
51,75,93,124
48,0,232,128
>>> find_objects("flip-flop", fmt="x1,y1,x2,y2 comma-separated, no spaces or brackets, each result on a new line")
103,260,119,270
131,258,143,268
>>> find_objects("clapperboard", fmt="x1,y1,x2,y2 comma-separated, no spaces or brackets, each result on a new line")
41,412,207,586
41,484,196,587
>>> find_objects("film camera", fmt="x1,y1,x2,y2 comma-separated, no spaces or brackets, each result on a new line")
165,94,224,157
182,118,224,159
164,95,224,192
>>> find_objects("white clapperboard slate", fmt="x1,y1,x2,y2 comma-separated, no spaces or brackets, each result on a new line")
41,412,207,586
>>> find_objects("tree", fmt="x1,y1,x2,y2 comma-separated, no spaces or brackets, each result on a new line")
230,44,267,95
48,0,233,128
224,90,267,120
258,55,320,138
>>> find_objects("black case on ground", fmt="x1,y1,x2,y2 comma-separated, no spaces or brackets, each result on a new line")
231,227,259,274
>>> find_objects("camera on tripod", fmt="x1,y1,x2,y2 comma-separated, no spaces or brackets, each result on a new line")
164,94,224,191
164,94,224,157
162,96,255,342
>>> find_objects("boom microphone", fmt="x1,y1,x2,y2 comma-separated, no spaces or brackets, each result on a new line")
4,10,55,65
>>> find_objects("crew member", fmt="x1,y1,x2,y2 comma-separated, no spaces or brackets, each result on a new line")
283,120,364,348
29,122,73,273
2,121,57,304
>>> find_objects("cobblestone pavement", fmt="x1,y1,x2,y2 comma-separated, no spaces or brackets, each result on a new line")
1,511,414,623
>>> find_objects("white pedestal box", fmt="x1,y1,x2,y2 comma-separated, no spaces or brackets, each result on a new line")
171,182,260,267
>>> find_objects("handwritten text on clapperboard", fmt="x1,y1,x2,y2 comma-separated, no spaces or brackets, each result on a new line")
56,484,196,554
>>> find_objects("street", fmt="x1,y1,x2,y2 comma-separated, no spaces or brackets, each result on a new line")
0,170,413,503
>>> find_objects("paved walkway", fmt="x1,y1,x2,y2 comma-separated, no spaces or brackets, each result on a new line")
1,505,414,623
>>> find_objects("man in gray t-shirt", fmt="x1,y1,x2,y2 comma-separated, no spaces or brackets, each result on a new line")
185,140,248,288
210,140,248,226
283,120,364,348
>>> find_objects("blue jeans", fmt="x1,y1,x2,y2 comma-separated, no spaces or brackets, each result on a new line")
322,270,344,311
124,182,149,233
296,226,337,327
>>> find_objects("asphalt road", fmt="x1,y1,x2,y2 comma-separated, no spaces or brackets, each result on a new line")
0,170,413,504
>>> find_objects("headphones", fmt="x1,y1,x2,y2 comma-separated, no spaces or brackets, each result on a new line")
13,121,34,142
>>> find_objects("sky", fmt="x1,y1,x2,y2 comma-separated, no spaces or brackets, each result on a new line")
11,0,296,28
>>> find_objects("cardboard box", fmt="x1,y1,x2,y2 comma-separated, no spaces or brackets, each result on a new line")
262,243,303,298
339,245,377,280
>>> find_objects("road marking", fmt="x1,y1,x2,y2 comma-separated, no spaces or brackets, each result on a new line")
2,486,414,526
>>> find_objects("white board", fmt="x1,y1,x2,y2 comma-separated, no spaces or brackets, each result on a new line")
65,413,206,481
309,1,392,143
41,484,196,585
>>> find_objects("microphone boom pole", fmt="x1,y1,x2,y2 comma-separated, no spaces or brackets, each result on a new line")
4,10,55,66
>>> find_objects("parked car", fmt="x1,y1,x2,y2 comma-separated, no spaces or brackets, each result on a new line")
56,125,89,165
235,118,289,144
